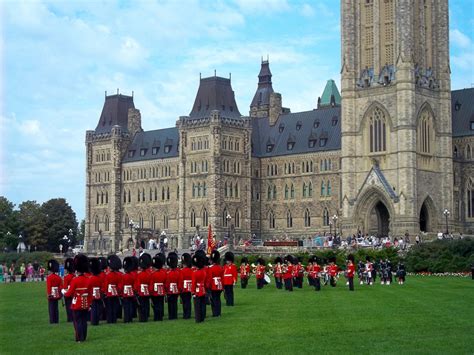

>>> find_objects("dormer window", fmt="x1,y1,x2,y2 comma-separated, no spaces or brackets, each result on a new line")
309,139,316,148
332,116,338,126
140,148,147,156
314,120,320,128
287,142,295,150
152,147,159,155
266,144,274,153
319,138,327,147
454,100,461,111
279,123,285,133
296,121,302,130
471,121,474,130
164,145,171,153
128,150,135,158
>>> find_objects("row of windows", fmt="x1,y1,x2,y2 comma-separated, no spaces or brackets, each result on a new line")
222,208,240,228
222,160,241,174
95,149,111,163
124,213,169,230
123,186,176,203
267,164,278,176
267,181,332,200
94,171,110,183
267,159,335,176
93,215,110,232
453,144,473,160
190,208,208,227
190,161,208,174
224,181,240,199
192,182,207,198
267,208,334,229
191,138,210,151
123,165,174,181
96,191,108,205
128,144,173,158
221,136,241,152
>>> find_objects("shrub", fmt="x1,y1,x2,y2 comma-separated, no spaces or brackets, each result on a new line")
0,252,56,273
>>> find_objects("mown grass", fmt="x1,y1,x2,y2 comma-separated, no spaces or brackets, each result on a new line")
0,276,473,354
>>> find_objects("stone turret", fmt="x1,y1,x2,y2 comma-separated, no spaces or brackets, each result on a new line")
269,92,282,126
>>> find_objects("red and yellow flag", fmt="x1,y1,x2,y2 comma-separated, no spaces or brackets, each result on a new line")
207,224,214,255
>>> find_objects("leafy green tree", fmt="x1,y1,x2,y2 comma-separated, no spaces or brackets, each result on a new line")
41,198,78,252
0,196,20,250
18,200,47,250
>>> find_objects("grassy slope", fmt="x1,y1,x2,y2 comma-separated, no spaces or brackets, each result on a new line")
0,277,473,354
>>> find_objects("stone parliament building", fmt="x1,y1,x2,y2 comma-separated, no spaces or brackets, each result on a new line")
84,0,473,253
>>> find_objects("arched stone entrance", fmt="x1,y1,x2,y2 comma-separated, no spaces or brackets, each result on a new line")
419,196,435,233
368,201,390,237
354,187,394,237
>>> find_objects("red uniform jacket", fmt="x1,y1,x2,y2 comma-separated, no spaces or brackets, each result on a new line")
255,265,266,279
239,264,250,279
274,264,283,278
328,264,339,277
89,275,103,300
223,263,237,286
64,274,92,311
134,269,151,297
122,272,136,298
166,269,181,295
192,268,207,297
307,265,314,278
63,273,75,294
103,270,123,297
207,264,224,290
179,267,193,293
313,265,321,278
283,264,293,280
347,263,355,278
46,273,62,300
291,264,299,278
149,269,167,297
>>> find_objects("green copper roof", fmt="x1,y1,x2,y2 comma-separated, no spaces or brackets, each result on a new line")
320,79,341,106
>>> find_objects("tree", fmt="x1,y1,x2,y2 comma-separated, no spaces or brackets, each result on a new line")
77,219,86,244
18,200,47,250
0,196,20,250
41,198,78,252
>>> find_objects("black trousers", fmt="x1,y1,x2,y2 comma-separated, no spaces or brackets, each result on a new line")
72,310,88,342
48,299,59,324
132,298,137,318
106,297,119,323
90,300,101,325
284,278,293,291
194,296,206,323
241,277,248,289
122,297,134,323
116,298,123,319
65,297,73,322
223,285,234,306
297,276,303,288
314,278,321,291
151,296,165,321
101,297,107,320
210,290,222,316
181,292,192,318
275,277,283,289
138,296,150,322
348,277,354,291
307,277,314,287
330,276,337,287
168,294,179,320
257,278,264,289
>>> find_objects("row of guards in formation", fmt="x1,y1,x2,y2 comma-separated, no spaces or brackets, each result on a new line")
46,250,237,342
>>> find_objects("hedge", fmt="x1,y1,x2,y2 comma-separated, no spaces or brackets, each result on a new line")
0,252,57,273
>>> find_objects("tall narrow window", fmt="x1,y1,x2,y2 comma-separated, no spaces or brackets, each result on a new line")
235,209,240,228
290,184,295,199
304,209,311,227
309,182,313,197
151,214,156,230
269,211,275,229
104,215,109,231
418,109,434,155
94,216,100,232
302,183,307,198
285,185,289,200
327,180,332,196
323,208,329,226
163,214,169,229
190,209,196,227
202,208,209,227
286,210,293,228
369,107,387,153
468,179,474,218
223,208,229,227
321,181,325,196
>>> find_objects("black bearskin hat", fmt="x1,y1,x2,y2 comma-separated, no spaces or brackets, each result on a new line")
167,252,178,269
241,256,249,264
257,257,266,266
89,257,101,276
108,254,122,271
47,259,59,273
307,256,314,263
347,254,355,262
284,255,294,265
139,253,152,269
274,256,283,264
98,256,108,271
74,254,89,274
64,258,75,273
153,253,165,269
329,256,337,264
195,249,206,258
224,251,234,263
123,256,134,273
131,256,139,271
181,253,192,268
313,256,321,264
366,255,371,262
192,253,206,269
210,250,220,264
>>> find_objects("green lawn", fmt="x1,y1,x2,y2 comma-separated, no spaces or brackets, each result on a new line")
0,277,473,354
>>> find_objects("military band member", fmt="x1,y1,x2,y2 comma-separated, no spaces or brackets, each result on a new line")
313,257,322,291
223,252,237,306
130,256,139,318
63,258,75,323
306,257,314,287
98,257,108,321
166,252,180,320
328,257,339,287
255,258,266,289
273,257,283,289
180,253,193,318
365,256,373,285
135,253,152,322
121,257,136,323
64,254,92,342
386,259,393,284
357,260,365,285
88,258,103,325
103,255,123,323
296,258,305,289
283,255,293,291
150,253,167,321
346,255,355,291
239,257,250,289
207,250,224,316
46,259,62,324
396,262,406,285
192,253,208,323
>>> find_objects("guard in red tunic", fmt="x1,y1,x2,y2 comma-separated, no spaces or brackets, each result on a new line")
130,256,139,318
255,258,266,289
312,257,322,291
207,250,223,316
46,259,62,324
346,254,355,291
223,252,237,306
296,258,305,289
328,257,339,287
191,253,208,323
179,253,193,318
121,257,136,323
102,255,123,323
273,257,283,289
283,255,294,291
63,258,75,323
88,258,103,325
135,253,152,322
98,257,108,320
64,254,92,342
166,252,180,320
239,257,250,289
150,253,167,321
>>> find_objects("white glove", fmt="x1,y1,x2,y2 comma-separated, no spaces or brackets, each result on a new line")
61,289,67,295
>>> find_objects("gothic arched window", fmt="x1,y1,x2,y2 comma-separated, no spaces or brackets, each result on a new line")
418,109,434,155
323,208,329,226
286,210,293,228
369,107,387,153
304,209,311,227
190,209,196,227
202,208,208,227
268,210,275,229
468,179,474,219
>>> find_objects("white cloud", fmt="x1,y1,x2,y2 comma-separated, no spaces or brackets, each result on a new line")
233,0,289,13
450,29,472,48
300,3,315,17
19,120,41,136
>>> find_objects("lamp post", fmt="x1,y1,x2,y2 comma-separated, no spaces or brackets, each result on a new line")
226,213,232,247
18,234,23,253
443,209,450,235
332,215,338,236
62,235,70,255
329,220,332,236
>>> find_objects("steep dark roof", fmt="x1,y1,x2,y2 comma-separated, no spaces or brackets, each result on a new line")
122,127,179,162
319,79,341,107
189,76,242,119
250,60,274,108
452,88,474,138
95,94,135,134
251,106,341,158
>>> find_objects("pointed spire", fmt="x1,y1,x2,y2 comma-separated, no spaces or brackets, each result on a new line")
250,59,275,109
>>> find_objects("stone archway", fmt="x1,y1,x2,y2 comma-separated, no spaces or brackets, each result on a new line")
354,187,394,237
419,196,436,233
368,201,390,237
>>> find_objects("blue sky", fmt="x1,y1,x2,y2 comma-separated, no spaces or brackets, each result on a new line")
1,0,473,221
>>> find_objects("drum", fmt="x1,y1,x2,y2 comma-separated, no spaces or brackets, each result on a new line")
264,274,271,284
